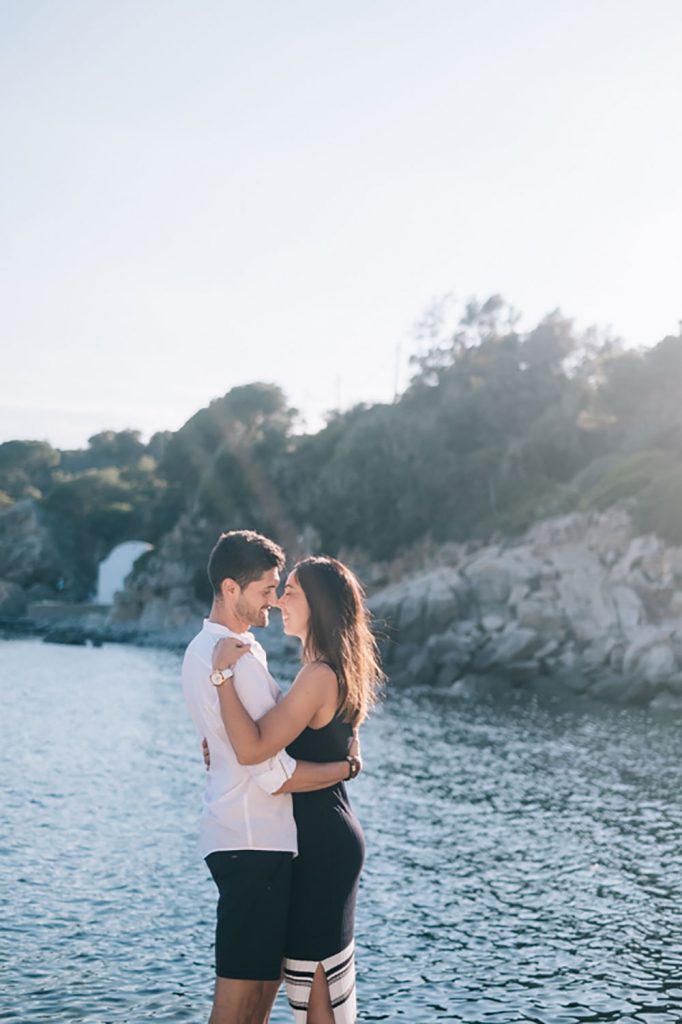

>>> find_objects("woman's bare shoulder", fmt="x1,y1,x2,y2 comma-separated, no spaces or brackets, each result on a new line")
293,661,338,693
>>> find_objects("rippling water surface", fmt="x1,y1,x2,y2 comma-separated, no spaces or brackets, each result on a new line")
2,638,682,1022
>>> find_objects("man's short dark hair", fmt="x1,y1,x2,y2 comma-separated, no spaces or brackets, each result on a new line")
207,530,286,595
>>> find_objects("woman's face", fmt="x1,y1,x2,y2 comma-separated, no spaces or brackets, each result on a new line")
278,572,310,640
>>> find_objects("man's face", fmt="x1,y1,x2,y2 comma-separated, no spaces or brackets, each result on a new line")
234,567,280,628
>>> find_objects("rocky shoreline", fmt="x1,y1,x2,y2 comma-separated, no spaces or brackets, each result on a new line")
368,507,682,712
0,599,300,673
3,503,682,711
0,602,200,652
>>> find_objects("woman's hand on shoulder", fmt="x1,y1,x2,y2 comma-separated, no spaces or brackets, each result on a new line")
213,637,251,670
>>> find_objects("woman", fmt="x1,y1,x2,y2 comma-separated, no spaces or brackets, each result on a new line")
211,555,383,1024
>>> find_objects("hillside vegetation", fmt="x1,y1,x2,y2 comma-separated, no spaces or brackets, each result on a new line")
2,296,681,597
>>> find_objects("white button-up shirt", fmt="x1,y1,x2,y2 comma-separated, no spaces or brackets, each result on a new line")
182,618,298,858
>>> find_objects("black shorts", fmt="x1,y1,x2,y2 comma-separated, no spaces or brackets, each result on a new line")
205,850,293,981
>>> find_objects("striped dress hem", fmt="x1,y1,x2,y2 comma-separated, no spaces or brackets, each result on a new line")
284,939,356,1022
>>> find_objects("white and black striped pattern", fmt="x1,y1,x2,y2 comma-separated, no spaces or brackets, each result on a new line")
284,939,356,1023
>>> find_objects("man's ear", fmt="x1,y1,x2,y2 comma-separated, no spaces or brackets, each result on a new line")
219,578,239,601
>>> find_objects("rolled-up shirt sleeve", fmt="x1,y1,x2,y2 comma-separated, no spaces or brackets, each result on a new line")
248,750,297,794
232,655,297,794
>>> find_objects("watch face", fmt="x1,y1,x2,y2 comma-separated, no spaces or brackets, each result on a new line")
210,670,223,687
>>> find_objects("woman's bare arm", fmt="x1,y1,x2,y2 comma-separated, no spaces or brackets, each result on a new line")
202,742,361,791
274,759,357,793
214,653,338,764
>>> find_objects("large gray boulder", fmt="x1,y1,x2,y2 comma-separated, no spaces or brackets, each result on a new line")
473,624,542,672
610,584,645,631
638,645,678,686
462,546,545,609
368,568,471,643
611,534,668,585
515,596,566,635
583,507,634,560
549,545,619,644
422,569,472,631
622,626,678,684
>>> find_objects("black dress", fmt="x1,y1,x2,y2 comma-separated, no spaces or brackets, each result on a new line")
283,710,365,1023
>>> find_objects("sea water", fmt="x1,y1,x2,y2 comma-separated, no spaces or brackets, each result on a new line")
2,638,682,1022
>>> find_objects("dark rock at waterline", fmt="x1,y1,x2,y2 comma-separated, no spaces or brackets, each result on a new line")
43,625,89,646
25,582,60,602
0,578,28,618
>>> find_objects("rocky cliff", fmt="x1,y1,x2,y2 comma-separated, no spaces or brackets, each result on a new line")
4,494,682,711
106,512,211,645
0,499,95,614
369,507,682,711
102,504,682,710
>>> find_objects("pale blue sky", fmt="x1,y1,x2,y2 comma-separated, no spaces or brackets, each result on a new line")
2,0,681,447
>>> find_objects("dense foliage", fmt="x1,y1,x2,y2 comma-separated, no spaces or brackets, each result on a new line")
2,297,681,587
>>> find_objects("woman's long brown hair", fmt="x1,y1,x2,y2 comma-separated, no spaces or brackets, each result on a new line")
294,556,384,724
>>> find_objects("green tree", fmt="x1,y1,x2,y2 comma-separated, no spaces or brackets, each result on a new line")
0,439,60,501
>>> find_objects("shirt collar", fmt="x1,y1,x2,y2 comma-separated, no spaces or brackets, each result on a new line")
202,618,254,643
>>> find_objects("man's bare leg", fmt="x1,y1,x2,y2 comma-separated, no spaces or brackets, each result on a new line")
209,977,280,1024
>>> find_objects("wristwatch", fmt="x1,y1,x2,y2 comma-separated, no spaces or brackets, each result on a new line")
345,754,361,780
210,667,234,688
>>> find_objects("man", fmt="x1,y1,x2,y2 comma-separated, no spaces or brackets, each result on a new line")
182,530,355,1024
